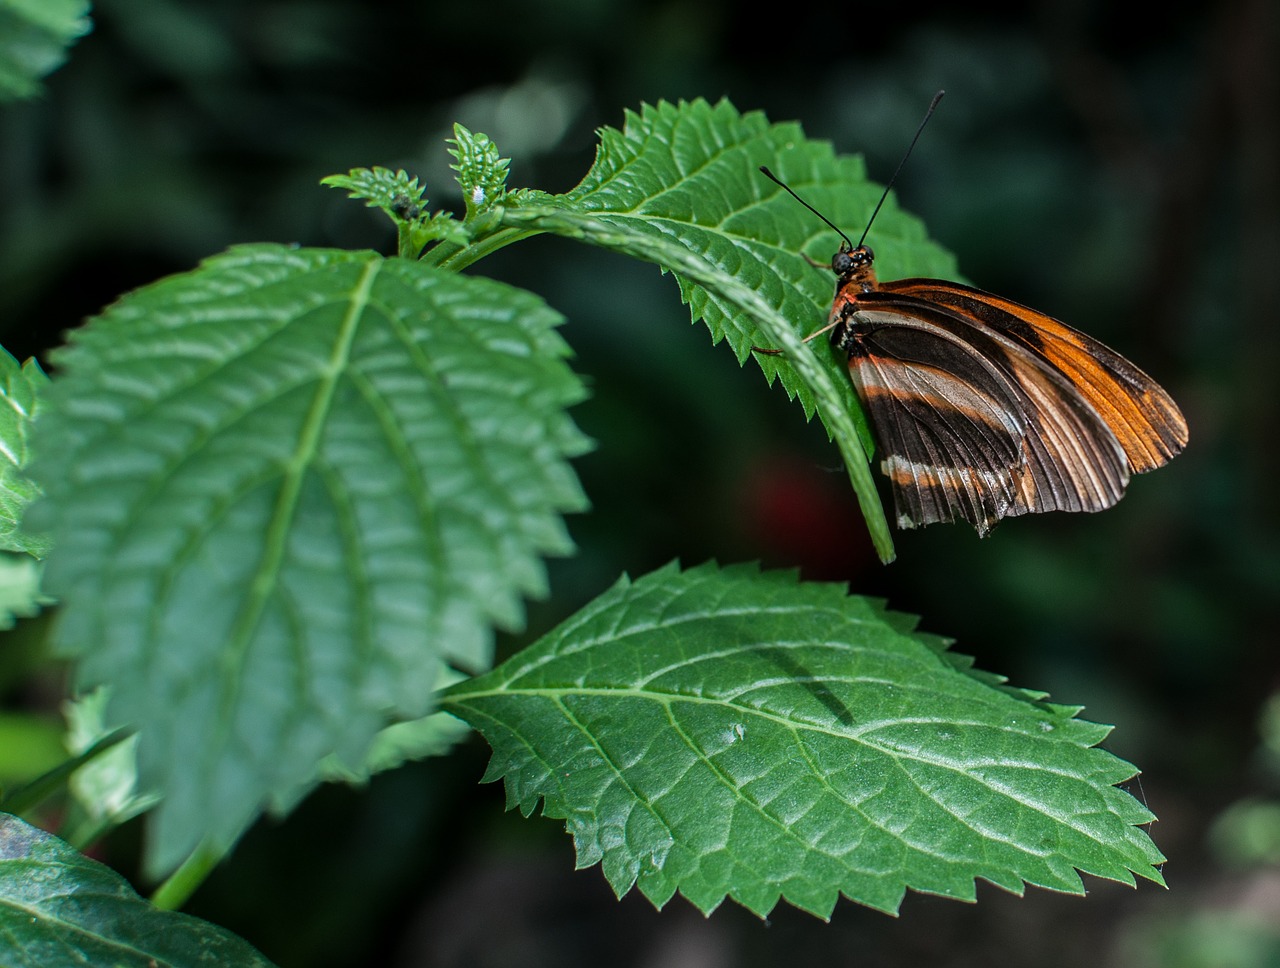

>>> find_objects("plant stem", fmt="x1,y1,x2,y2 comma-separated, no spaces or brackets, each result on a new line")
427,226,539,272
0,726,134,817
396,220,415,260
150,841,224,910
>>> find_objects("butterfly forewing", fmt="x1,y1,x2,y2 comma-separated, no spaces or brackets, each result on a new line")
882,280,1189,472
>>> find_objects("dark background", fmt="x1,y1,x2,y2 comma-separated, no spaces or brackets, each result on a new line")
4,0,1279,965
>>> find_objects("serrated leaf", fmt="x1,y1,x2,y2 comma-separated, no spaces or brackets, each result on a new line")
0,0,91,101
0,350,51,557
490,99,957,561
448,124,511,216
64,688,159,827
443,561,1165,919
268,664,472,817
27,243,589,874
315,664,471,786
0,813,276,968
565,98,956,425
322,166,429,215
320,707,470,783
321,167,467,258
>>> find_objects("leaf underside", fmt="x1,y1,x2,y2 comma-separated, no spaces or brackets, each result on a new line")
28,244,590,873
496,98,960,560
565,98,958,429
443,561,1165,919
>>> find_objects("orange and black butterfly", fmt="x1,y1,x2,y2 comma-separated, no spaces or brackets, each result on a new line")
760,93,1187,536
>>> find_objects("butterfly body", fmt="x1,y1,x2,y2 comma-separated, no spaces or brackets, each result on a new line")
823,243,1188,535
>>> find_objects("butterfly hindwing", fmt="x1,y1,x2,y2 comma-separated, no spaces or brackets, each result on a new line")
841,295,1131,534
842,310,1023,533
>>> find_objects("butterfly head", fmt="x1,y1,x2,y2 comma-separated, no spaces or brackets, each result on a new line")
833,243,878,290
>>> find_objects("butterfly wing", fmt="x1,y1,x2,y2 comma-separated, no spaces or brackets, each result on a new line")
841,294,1131,534
881,280,1189,471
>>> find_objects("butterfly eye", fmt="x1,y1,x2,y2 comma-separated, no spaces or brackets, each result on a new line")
833,245,875,278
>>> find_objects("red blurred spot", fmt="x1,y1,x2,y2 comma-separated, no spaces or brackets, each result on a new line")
738,455,876,580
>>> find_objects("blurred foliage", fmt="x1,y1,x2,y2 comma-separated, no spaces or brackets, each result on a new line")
1118,907,1280,968
0,0,1275,965
0,0,91,101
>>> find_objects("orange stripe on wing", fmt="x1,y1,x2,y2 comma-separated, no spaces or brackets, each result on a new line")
881,280,1188,472
844,300,1131,531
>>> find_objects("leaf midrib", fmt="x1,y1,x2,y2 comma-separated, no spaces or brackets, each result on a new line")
215,258,382,723
448,679,1102,845
451,682,1056,753
465,685,1089,879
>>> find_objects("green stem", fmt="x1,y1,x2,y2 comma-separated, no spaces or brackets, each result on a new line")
0,726,134,817
396,219,415,260
422,226,540,271
151,840,225,910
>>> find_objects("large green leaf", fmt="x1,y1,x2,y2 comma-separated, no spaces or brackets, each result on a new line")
0,813,275,967
28,244,589,873
566,98,956,375
443,561,1164,919
0,0,91,101
487,99,956,561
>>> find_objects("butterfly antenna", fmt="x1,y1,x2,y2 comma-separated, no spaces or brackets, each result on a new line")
856,89,944,247
758,165,854,250
759,91,944,251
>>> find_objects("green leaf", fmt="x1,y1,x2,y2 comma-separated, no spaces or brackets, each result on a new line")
0,0,91,101
568,99,954,421
315,664,471,786
321,165,429,216
27,243,590,874
0,553,45,629
0,813,277,967
265,665,472,818
64,688,159,830
321,167,467,258
316,708,471,786
448,124,511,217
486,99,956,561
443,561,1165,919
0,350,51,557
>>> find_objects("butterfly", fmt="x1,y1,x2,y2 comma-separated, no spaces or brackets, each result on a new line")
758,95,1188,536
